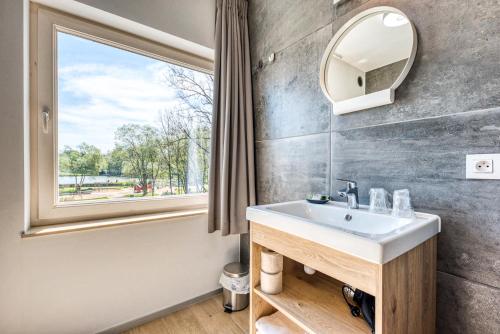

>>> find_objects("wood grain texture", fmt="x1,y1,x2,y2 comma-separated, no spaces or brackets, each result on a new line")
376,237,437,334
251,222,378,295
422,237,437,334
250,231,276,334
252,223,437,334
123,294,248,334
254,269,371,334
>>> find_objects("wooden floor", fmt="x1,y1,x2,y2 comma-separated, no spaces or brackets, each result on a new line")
123,294,249,334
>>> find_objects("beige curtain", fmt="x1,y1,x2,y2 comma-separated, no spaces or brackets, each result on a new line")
208,0,256,235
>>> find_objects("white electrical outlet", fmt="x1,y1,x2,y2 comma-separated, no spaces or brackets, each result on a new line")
474,159,493,173
466,154,500,179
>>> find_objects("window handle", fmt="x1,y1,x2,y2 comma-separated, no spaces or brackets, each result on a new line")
41,106,50,134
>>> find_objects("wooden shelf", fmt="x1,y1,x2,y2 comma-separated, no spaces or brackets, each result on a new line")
251,223,438,334
254,270,371,334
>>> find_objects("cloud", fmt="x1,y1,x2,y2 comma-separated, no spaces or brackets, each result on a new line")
58,62,180,152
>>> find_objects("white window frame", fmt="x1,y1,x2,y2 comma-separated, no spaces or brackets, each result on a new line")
30,4,213,227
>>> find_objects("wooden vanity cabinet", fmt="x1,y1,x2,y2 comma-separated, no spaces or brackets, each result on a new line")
250,222,437,334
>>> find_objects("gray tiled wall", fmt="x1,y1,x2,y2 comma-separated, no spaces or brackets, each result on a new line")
365,59,407,94
244,0,500,333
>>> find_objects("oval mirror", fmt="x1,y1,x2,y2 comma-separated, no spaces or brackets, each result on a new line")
320,7,417,115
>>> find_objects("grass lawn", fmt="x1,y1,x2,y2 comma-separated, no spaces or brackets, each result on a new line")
59,185,131,195
124,193,161,198
59,196,110,202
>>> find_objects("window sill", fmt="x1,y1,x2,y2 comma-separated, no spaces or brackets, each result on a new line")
22,208,208,238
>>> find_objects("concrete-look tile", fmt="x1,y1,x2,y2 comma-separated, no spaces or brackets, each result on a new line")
239,233,249,265
437,271,500,334
256,133,330,205
332,107,500,180
330,107,500,287
436,211,500,289
329,0,500,131
334,0,370,18
248,0,333,65
252,24,332,141
249,1,500,332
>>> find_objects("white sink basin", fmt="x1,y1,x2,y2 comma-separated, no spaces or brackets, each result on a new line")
246,200,441,264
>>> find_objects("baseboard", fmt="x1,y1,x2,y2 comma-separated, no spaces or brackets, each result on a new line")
97,288,223,334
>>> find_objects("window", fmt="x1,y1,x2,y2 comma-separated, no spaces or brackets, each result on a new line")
30,5,214,226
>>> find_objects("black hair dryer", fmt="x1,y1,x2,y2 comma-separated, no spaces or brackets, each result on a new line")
342,285,375,333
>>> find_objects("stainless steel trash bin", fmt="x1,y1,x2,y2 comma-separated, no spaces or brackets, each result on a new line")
222,262,249,312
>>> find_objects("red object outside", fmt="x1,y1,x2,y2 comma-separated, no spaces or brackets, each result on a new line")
134,183,153,193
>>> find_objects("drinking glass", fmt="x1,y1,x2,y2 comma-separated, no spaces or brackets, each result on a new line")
391,189,415,218
369,188,390,213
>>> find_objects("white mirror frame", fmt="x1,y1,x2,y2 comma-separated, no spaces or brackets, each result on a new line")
320,6,417,115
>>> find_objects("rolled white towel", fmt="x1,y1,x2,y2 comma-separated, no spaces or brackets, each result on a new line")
255,312,307,334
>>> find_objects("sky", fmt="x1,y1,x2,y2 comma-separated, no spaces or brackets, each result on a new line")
57,31,179,153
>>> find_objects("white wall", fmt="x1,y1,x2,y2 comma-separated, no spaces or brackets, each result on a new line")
327,57,365,102
76,0,216,49
0,1,238,333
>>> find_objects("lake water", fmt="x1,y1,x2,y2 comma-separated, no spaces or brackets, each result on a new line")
58,176,137,185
